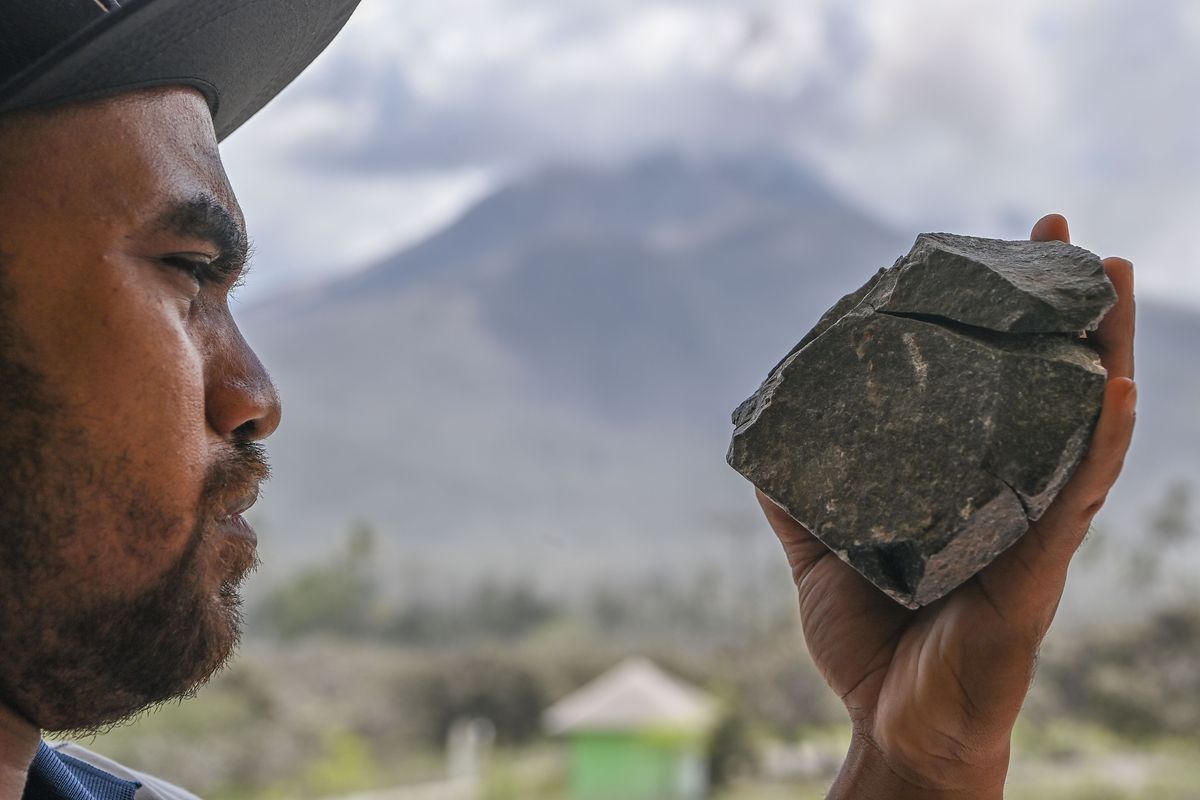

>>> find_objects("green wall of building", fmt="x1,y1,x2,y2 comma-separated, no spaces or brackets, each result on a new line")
567,731,706,800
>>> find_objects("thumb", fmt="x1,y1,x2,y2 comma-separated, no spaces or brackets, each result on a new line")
1031,213,1070,243
756,490,833,580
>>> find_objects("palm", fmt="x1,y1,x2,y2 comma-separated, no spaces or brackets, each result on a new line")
782,527,1036,762
780,530,1040,763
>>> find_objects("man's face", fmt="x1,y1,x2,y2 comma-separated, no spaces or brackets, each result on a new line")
0,88,280,731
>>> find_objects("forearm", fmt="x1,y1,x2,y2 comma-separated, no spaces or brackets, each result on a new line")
826,734,1007,800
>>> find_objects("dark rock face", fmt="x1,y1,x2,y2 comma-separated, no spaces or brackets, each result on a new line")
728,233,1116,608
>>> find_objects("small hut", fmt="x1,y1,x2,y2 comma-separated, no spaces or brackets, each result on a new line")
544,657,719,800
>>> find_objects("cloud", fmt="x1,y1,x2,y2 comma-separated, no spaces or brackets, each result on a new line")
222,0,1200,307
220,160,493,302
228,0,841,171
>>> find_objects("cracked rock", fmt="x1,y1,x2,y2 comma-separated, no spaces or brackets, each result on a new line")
728,233,1115,608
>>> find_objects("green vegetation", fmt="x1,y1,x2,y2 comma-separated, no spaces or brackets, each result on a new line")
68,594,1200,799
254,523,382,640
63,483,1200,799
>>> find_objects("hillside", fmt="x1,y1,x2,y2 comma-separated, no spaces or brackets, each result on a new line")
239,152,1200,618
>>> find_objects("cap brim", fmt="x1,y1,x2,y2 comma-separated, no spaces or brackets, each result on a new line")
0,0,360,141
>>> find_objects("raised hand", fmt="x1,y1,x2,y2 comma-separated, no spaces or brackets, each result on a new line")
760,213,1137,798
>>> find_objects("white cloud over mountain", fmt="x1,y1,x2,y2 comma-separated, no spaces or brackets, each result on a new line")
222,0,1200,308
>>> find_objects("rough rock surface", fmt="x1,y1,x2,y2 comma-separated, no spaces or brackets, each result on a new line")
728,233,1116,608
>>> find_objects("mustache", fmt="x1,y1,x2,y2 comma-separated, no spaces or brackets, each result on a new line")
195,439,269,585
200,439,271,515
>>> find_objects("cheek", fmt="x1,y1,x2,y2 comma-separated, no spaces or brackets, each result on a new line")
17,253,211,574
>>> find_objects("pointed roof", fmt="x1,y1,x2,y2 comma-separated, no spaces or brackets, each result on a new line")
544,657,718,735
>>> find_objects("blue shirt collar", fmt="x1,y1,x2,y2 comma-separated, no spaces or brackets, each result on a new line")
23,743,140,800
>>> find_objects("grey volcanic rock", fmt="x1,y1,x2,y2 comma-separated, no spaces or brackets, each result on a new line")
728,233,1116,608
869,233,1117,333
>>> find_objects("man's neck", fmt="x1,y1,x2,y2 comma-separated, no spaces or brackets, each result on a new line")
0,703,39,800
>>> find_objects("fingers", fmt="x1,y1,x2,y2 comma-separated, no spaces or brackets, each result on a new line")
979,376,1138,618
1044,376,1137,527
1028,213,1135,380
1030,213,1070,243
960,215,1136,634
1089,257,1136,380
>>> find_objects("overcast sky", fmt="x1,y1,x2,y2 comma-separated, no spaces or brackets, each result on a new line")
221,0,1200,310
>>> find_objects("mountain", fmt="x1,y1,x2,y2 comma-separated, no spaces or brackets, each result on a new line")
239,152,1200,617
274,153,902,426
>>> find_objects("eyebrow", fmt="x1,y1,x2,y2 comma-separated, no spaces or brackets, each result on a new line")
153,193,252,284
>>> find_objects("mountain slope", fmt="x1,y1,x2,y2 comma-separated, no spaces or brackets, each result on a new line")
239,152,1200,613
299,152,905,425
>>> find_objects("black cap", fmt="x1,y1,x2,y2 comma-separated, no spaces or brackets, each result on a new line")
0,0,361,141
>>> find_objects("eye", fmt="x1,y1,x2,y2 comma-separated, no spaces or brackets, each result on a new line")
159,254,212,285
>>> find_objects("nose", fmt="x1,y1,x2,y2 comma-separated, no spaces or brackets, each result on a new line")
206,325,282,442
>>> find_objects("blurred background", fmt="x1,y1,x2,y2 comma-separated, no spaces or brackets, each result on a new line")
71,2,1200,798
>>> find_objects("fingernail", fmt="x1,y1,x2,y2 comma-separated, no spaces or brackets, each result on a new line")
1127,381,1138,411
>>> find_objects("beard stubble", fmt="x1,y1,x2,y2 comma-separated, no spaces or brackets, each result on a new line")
0,260,268,733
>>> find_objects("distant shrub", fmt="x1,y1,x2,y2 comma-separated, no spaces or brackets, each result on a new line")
399,651,549,746
301,729,383,796
1037,604,1200,739
254,523,381,640
706,709,759,788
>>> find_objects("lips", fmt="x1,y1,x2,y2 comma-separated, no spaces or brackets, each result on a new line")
215,488,260,549
219,487,260,521
220,512,258,547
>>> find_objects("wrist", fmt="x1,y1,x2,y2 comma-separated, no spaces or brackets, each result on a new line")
826,732,1007,800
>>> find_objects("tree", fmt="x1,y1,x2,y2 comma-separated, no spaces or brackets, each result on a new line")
1150,482,1194,546
1125,481,1195,587
255,522,380,640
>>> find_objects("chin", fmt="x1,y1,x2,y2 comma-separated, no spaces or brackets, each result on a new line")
4,549,250,735
46,603,243,735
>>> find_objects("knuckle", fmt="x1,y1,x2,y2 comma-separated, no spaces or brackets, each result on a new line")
1080,493,1108,520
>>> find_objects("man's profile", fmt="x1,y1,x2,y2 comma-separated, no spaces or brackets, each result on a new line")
0,1,358,797
0,2,1137,800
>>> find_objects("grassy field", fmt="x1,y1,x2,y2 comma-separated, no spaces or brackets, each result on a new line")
71,712,1200,799
472,736,1200,800
56,596,1200,800
480,742,1200,800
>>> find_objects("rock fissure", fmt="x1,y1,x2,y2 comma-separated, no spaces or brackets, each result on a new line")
987,469,1036,522
875,308,1045,342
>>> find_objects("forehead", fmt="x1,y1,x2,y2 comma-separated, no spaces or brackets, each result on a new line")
0,87,237,225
